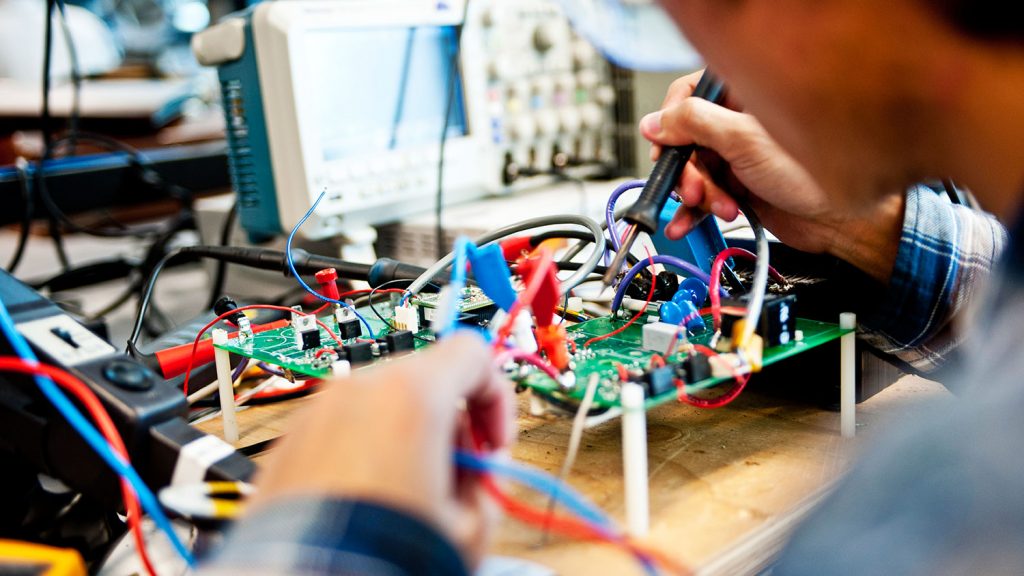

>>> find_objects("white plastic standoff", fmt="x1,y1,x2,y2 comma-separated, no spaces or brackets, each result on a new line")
840,312,857,438
621,382,649,537
212,328,239,443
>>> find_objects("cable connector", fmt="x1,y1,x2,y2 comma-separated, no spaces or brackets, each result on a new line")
393,305,420,333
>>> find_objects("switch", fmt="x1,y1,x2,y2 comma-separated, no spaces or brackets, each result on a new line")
50,326,79,348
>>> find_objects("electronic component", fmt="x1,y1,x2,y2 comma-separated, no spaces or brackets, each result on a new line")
641,321,680,353
385,330,415,353
345,341,374,364
0,270,253,516
393,306,420,333
678,352,711,383
638,366,676,398
290,312,320,350
722,294,798,347
337,317,362,340
192,0,617,242
517,314,850,410
624,269,679,302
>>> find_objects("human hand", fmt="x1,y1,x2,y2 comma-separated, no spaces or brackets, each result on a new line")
641,70,904,282
248,332,515,569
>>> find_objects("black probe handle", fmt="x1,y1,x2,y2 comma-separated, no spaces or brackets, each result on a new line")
624,71,726,234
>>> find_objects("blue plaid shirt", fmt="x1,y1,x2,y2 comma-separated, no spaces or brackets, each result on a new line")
858,185,1006,373
200,187,1005,575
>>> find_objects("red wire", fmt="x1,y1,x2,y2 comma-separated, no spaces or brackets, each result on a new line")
676,344,751,409
495,249,555,348
584,272,656,348
182,304,345,396
709,247,786,331
467,421,689,575
0,357,158,576
494,349,560,381
614,362,630,382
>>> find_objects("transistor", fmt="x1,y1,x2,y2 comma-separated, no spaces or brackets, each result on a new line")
338,317,362,340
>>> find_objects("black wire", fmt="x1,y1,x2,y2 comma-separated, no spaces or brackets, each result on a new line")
35,133,193,238
942,178,962,205
206,201,238,308
6,159,34,274
127,249,181,348
55,0,81,151
435,7,469,260
40,0,70,271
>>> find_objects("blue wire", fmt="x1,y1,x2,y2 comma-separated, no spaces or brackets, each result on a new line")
0,302,195,566
286,190,376,339
454,450,615,532
438,237,472,338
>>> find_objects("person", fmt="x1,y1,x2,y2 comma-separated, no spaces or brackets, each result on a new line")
201,0,1023,573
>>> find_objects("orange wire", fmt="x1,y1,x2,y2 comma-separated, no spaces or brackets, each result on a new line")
0,358,159,576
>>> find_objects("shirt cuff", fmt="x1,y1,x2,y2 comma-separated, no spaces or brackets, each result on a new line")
201,497,468,576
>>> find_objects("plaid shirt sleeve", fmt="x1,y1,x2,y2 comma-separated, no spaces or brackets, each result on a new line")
198,498,468,576
856,185,1007,373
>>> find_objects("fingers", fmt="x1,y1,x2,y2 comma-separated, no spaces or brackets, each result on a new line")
665,162,742,240
640,97,751,158
402,332,515,451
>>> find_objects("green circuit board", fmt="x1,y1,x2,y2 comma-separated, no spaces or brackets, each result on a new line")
515,315,851,410
214,308,435,379
215,303,850,410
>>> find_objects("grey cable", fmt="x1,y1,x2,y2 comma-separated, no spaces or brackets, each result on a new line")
736,199,770,346
407,214,605,297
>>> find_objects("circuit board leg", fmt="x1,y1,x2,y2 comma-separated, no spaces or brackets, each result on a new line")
840,313,857,438
621,382,649,537
213,329,239,443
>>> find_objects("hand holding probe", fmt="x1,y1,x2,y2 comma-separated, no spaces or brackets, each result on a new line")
602,70,727,286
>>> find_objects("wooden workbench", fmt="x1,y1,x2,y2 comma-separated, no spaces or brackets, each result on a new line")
195,375,948,575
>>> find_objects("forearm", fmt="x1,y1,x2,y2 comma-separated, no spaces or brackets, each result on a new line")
827,193,906,285
851,186,1007,373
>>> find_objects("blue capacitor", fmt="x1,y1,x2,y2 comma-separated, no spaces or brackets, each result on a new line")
680,299,706,333
677,277,709,307
659,300,684,325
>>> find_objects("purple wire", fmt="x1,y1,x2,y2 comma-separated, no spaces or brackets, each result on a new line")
256,362,286,377
605,179,646,251
230,357,249,382
610,254,727,313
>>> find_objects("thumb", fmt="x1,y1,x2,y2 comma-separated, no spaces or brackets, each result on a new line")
639,97,750,161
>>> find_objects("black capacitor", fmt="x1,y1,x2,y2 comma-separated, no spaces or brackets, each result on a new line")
679,353,712,384
346,341,374,364
386,330,415,353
